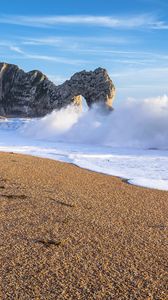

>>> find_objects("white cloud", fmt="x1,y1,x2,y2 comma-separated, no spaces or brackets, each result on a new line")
0,43,87,65
21,36,128,46
25,53,86,65
9,46,24,54
0,14,167,30
47,74,67,85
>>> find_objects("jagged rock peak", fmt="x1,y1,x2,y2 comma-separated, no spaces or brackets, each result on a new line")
0,62,115,117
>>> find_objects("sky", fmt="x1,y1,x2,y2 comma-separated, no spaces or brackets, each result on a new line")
0,0,168,104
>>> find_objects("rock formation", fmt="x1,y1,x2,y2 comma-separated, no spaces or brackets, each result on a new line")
0,62,115,117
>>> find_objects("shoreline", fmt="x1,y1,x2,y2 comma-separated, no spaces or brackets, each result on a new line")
0,152,167,298
0,150,166,192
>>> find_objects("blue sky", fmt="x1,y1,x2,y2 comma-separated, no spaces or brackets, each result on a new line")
0,0,168,103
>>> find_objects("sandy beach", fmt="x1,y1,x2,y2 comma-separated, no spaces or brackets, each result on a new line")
0,152,167,299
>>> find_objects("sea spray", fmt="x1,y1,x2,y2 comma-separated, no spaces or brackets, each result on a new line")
23,95,168,150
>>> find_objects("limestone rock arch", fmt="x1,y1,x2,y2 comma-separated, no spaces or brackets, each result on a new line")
0,62,115,117
55,67,115,110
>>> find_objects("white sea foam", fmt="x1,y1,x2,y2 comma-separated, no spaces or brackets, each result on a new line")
24,94,168,150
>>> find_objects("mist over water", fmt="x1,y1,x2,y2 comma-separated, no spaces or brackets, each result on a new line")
24,95,168,150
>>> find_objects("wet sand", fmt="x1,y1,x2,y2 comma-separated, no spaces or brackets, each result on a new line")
0,152,167,299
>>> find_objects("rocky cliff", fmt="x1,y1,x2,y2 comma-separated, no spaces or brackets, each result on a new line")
0,62,115,117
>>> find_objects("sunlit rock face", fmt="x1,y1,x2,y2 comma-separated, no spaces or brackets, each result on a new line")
0,62,115,117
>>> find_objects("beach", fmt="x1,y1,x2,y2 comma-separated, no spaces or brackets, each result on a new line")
0,152,167,299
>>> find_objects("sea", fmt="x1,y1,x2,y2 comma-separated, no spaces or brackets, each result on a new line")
0,95,168,191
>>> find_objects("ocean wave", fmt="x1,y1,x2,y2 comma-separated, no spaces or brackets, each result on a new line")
23,95,168,150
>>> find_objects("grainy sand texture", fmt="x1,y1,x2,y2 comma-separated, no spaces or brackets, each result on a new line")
0,152,167,299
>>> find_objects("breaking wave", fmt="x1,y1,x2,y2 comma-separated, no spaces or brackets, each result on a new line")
23,95,168,149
